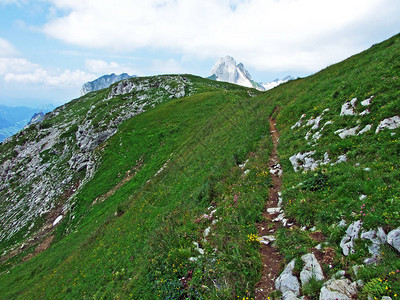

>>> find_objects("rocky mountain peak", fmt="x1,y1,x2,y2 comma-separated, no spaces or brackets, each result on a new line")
80,73,135,95
209,56,254,88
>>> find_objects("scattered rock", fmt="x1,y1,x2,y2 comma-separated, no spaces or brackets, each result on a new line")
375,116,400,133
52,215,63,226
273,212,286,222
239,159,249,169
340,98,357,116
360,227,387,256
319,279,358,300
270,163,283,177
335,126,360,139
387,227,400,252
340,220,362,256
267,207,282,214
275,259,300,295
361,96,373,106
193,242,204,255
358,124,372,135
331,154,347,166
333,270,346,279
282,290,303,300
360,109,370,116
289,151,317,172
259,235,276,245
291,114,306,129
300,253,325,286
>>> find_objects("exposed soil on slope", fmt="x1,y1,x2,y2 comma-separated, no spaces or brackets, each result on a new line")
254,108,283,299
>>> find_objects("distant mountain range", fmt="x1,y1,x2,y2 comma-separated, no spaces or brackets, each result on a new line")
0,105,53,142
81,73,135,95
208,55,293,91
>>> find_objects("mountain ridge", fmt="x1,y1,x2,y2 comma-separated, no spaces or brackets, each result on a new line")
80,73,135,95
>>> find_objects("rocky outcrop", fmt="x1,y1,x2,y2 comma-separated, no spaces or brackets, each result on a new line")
299,253,325,286
319,279,358,300
387,227,400,252
275,259,300,295
375,116,400,133
81,73,134,95
209,56,255,89
0,75,196,247
340,220,362,256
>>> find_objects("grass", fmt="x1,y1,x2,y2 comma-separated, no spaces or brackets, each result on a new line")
1,33,400,298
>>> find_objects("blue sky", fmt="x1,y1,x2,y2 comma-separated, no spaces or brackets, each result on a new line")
0,0,400,108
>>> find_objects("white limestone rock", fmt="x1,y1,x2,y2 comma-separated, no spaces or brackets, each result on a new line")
275,259,300,295
358,124,372,135
340,98,357,116
52,215,63,226
270,163,283,177
361,227,386,257
387,227,400,252
361,96,373,106
300,253,325,286
319,279,358,300
291,114,306,129
290,151,333,172
282,291,303,300
331,154,347,166
267,207,282,214
259,235,276,245
335,126,360,139
273,212,286,222
376,116,400,133
289,151,317,172
340,220,362,256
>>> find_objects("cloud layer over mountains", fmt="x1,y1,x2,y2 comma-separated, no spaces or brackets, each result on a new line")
42,0,400,72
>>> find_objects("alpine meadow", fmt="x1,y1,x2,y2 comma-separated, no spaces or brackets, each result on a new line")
0,33,400,299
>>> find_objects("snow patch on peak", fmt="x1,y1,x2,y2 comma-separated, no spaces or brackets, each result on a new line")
261,76,294,91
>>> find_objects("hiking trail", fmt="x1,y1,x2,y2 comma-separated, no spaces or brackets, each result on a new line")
254,107,284,299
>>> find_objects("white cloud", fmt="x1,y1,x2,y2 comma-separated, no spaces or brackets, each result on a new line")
0,37,95,89
0,57,95,87
4,67,95,87
0,38,18,57
85,59,137,75
41,0,400,72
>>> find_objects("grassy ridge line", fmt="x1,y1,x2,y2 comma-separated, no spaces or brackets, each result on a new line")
0,86,275,298
261,33,400,298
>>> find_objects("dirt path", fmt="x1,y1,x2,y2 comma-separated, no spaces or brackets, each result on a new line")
254,108,283,299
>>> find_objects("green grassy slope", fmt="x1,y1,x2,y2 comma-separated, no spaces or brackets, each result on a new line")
0,77,272,299
0,33,400,299
263,33,400,298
